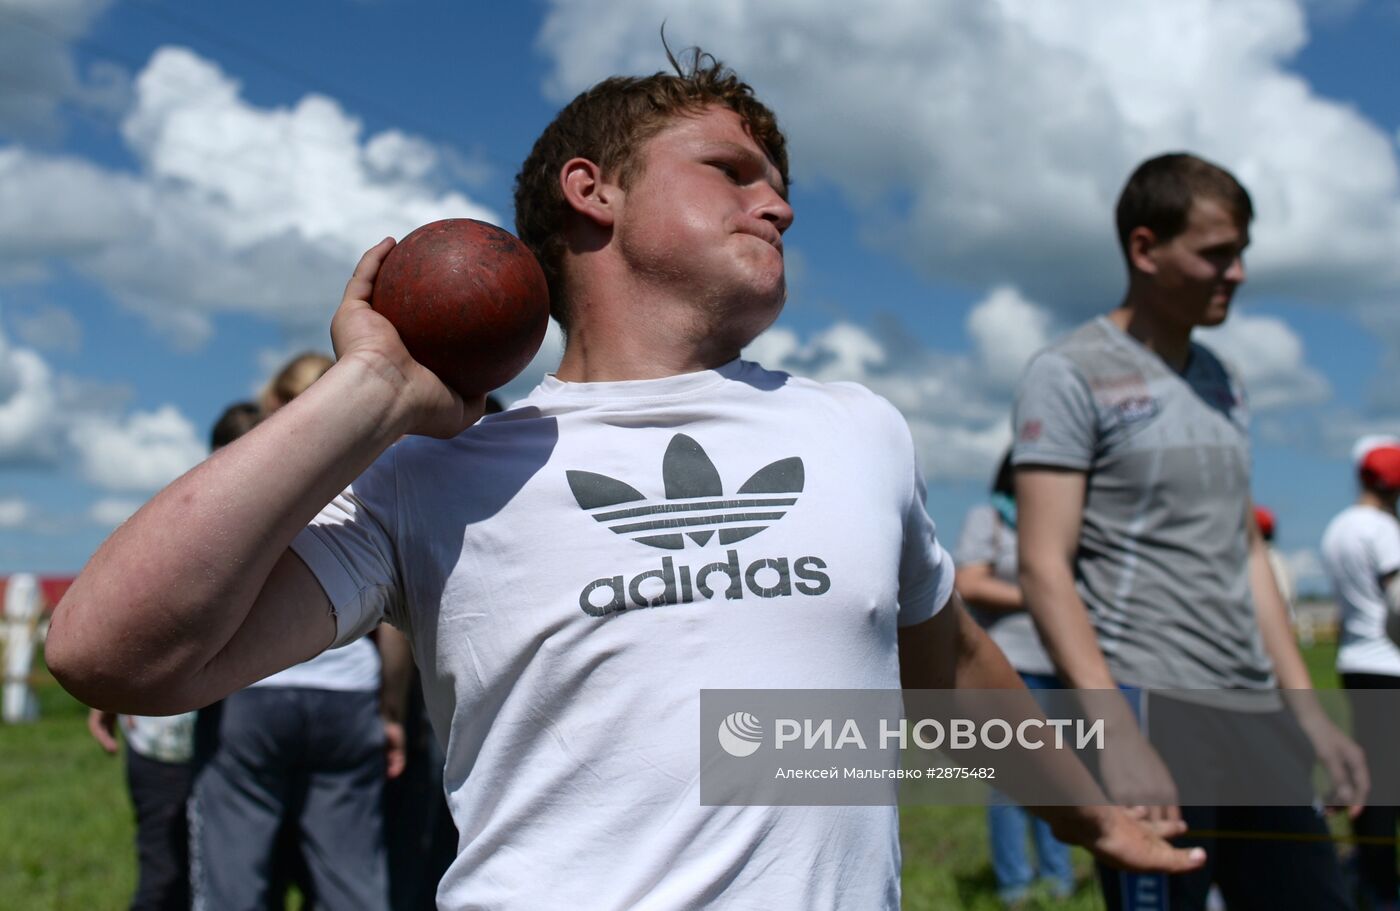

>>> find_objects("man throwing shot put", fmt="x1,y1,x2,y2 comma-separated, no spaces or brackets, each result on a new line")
1012,153,1366,911
49,51,1200,908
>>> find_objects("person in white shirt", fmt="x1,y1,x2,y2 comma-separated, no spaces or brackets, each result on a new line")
47,47,1203,909
1322,440,1400,911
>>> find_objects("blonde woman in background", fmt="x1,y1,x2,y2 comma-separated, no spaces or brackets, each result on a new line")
259,351,334,413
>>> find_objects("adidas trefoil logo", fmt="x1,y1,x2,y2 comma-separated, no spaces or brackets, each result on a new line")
566,434,830,617
567,434,804,551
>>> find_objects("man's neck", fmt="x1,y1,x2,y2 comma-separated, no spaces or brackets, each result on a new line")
554,327,740,383
552,285,747,383
1107,288,1194,373
1358,490,1399,515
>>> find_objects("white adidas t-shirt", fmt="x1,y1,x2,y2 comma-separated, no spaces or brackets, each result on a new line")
291,360,955,910
1322,504,1400,676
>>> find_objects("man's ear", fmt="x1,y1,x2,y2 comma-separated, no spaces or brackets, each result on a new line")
1126,226,1159,275
560,158,617,229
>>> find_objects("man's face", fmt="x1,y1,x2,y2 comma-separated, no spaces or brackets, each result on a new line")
1142,197,1249,328
611,105,794,340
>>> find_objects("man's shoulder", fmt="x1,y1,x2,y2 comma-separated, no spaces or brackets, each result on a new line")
1321,508,1351,554
1028,318,1140,379
1323,507,1396,564
745,361,903,418
1046,317,1117,353
359,408,559,492
1332,505,1400,539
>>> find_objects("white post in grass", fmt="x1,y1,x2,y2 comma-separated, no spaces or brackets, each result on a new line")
3,573,42,723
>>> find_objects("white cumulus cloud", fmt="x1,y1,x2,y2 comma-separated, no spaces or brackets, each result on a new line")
0,0,114,140
89,496,143,527
1197,310,1330,412
967,286,1054,391
747,284,1333,479
69,404,207,493
745,309,1024,481
2,45,502,346
11,304,81,354
0,323,61,462
0,497,32,528
538,0,1400,318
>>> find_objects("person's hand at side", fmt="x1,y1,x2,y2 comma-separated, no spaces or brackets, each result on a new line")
87,708,119,755
900,599,1196,873
1298,709,1369,817
1098,721,1182,824
382,717,406,780
1249,505,1370,817
375,623,413,782
1042,805,1204,874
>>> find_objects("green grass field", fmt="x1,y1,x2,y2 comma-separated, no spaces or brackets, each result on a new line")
2,642,1345,910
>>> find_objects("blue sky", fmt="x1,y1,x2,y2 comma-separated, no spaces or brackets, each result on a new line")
1,0,1398,594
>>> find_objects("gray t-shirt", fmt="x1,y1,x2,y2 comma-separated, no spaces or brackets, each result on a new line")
955,504,1056,676
1011,316,1273,691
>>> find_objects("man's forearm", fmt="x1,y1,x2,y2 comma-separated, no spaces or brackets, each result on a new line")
901,601,1111,809
955,569,1025,615
1018,561,1156,755
47,357,414,711
1020,561,1118,690
953,608,1026,688
1249,541,1314,690
1249,543,1340,735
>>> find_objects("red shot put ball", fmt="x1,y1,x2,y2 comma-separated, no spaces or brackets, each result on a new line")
370,218,550,398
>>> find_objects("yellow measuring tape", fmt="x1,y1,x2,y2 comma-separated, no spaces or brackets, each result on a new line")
1186,829,1398,846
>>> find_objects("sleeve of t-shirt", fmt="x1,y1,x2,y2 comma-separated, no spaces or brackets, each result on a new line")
289,446,404,648
1013,349,1097,470
954,504,1001,568
1371,516,1400,578
1010,351,1097,471
898,459,957,628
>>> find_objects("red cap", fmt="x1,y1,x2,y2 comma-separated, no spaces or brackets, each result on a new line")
1253,506,1275,539
1360,445,1400,491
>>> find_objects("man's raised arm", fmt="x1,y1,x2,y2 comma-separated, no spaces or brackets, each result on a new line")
46,240,481,716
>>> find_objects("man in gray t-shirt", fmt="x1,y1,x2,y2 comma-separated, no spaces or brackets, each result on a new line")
1012,153,1364,911
1014,317,1271,691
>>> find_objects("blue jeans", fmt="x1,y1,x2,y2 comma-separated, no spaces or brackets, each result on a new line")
1096,687,1349,911
126,750,193,911
191,687,389,911
988,672,1075,902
